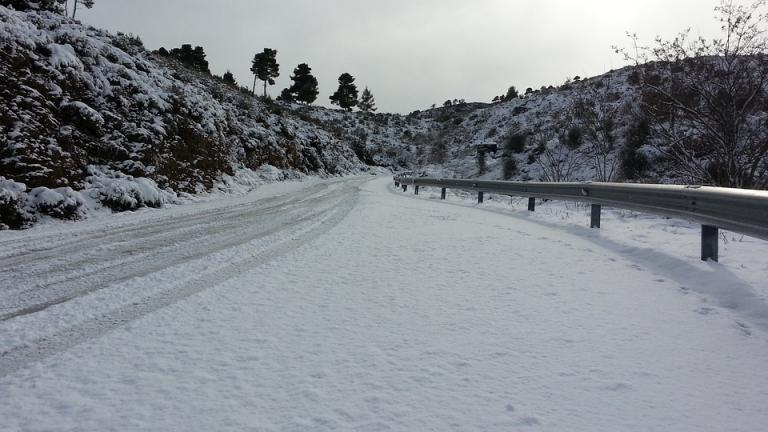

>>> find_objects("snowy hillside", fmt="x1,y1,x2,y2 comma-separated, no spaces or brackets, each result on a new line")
0,6,372,228
308,68,663,184
299,68,651,184
384,71,650,182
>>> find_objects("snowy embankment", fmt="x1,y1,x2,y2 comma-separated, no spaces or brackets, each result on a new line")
1,6,372,229
1,177,767,431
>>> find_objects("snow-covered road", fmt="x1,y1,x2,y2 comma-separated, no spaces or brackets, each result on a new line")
1,176,767,431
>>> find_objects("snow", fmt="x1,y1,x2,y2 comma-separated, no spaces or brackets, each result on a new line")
0,177,33,229
411,185,768,328
84,167,179,210
48,43,83,70
59,100,104,127
28,186,70,206
0,176,26,200
1,177,767,431
209,165,307,196
26,186,86,219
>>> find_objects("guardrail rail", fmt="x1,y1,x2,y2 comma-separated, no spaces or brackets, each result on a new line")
393,176,768,262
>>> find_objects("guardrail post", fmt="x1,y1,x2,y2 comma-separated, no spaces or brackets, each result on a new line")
414,185,419,195
402,184,407,192
528,197,535,212
441,188,446,200
590,204,601,228
701,225,719,262
478,191,484,203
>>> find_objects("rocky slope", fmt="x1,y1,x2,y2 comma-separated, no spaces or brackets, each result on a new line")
0,6,377,228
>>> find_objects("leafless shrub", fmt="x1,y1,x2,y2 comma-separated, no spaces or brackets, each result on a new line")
615,0,768,188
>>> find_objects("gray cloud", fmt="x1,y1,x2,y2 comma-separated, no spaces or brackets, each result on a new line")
83,0,731,113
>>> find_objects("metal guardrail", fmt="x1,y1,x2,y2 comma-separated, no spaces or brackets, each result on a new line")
393,176,768,262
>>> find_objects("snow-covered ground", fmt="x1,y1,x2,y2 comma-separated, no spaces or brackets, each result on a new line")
1,176,767,431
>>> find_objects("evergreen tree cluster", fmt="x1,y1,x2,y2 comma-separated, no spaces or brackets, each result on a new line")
152,41,379,111
4,0,381,114
442,99,466,107
157,44,210,75
1,0,95,17
246,47,375,112
492,86,519,103
2,0,62,12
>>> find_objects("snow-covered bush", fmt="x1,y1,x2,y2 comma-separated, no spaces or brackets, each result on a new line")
86,169,178,211
27,186,85,220
0,177,33,229
59,101,104,135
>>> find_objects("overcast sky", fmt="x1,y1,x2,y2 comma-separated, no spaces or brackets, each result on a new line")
80,0,737,113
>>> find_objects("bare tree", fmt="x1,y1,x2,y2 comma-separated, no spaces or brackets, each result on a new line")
615,0,768,188
534,130,586,182
570,86,622,182
429,136,448,164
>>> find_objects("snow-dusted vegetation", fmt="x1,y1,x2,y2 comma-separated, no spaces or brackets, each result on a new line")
0,5,369,227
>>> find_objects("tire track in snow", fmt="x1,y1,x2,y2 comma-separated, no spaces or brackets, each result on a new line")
0,191,343,321
0,184,339,308
0,183,330,264
0,178,368,377
0,176,352,259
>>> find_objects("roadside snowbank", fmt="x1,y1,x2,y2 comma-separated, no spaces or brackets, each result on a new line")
405,183,768,330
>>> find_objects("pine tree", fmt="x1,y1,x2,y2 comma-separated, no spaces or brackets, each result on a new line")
329,73,358,111
222,70,237,86
168,44,210,74
71,0,93,19
277,88,295,103
358,87,377,113
502,86,519,101
282,63,318,104
251,48,279,97
192,46,208,72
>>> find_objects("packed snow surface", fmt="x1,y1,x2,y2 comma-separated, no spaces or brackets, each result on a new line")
1,176,767,431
